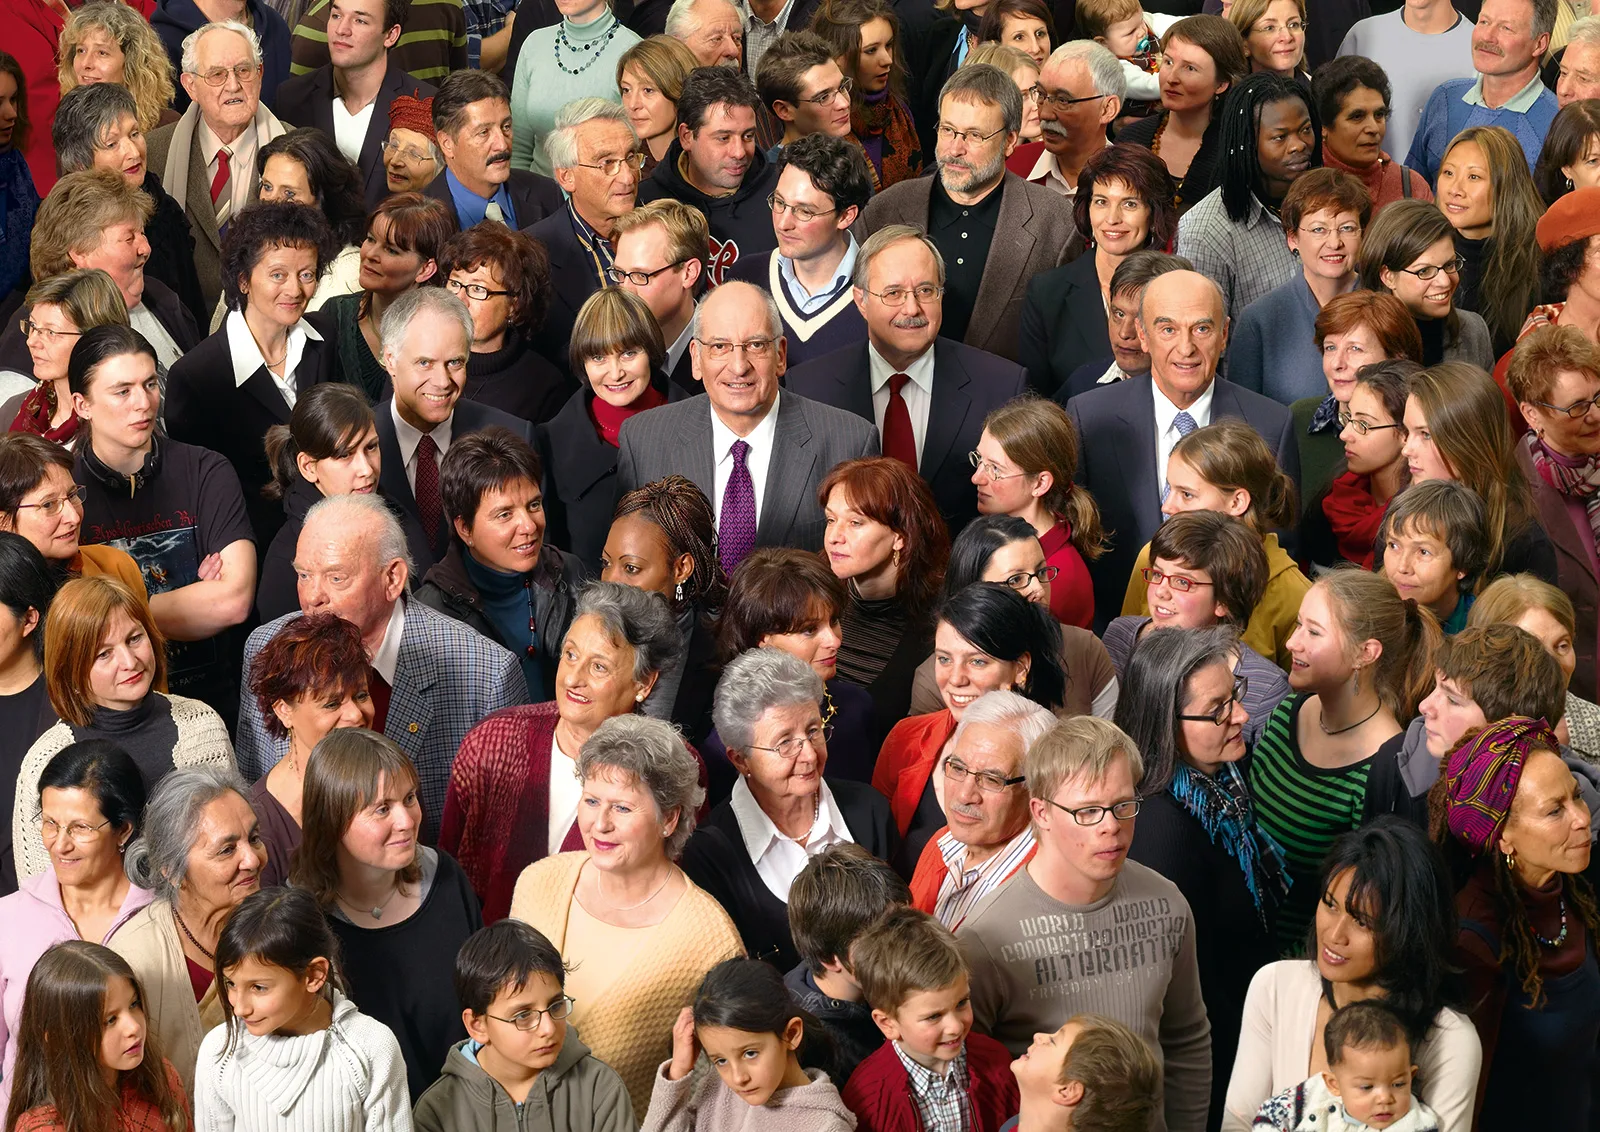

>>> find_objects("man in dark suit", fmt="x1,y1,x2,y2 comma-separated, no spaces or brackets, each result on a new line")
786,225,1025,536
373,288,536,572
1067,269,1299,631
616,280,880,565
273,0,435,209
611,199,710,394
860,63,1081,364
422,70,562,230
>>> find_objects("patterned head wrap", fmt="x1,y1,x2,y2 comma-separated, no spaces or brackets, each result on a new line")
1442,716,1561,856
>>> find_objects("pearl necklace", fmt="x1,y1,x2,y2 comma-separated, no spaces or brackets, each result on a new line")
554,19,620,76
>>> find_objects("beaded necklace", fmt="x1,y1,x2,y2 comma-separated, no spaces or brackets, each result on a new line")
554,17,621,75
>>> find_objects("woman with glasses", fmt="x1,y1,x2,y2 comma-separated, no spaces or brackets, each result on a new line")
1229,0,1308,78
510,714,741,1117
810,0,924,189
969,397,1105,629
681,646,896,972
1,270,128,445
1359,202,1492,378
255,128,368,313
1117,626,1287,1130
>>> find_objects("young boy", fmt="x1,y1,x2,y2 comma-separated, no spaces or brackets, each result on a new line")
1253,1001,1441,1131
1076,0,1179,104
1004,1014,1161,1132
843,907,1018,1132
786,843,914,1087
1379,480,1488,634
413,920,635,1132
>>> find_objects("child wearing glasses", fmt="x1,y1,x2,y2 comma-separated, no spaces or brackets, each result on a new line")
414,919,634,1132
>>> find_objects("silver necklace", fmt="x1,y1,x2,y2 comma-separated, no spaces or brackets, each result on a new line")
338,881,402,921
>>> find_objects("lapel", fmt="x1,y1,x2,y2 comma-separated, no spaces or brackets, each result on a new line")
553,395,619,500
833,342,875,420
238,368,295,423
1520,443,1600,582
388,599,439,756
1113,375,1162,523
186,140,221,254
674,398,717,503
968,175,1035,345
1210,380,1242,427
305,67,337,136
375,403,414,508
757,396,816,544
360,62,406,193
922,340,971,481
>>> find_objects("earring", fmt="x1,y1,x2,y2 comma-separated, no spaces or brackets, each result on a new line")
892,548,901,569
1504,850,1516,869
636,692,646,702
675,582,684,602
1568,176,1576,192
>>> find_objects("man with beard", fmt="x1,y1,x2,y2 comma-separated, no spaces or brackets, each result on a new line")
859,64,1079,364
1012,41,1123,198
423,70,562,231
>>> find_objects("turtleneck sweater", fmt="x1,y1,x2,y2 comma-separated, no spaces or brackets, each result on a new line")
462,550,543,697
1321,149,1433,214
510,9,641,175
75,697,180,789
462,328,573,427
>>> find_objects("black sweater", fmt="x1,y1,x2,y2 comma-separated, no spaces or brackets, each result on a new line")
462,329,574,427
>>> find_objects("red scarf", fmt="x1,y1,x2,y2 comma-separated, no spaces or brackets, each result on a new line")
589,384,666,447
10,383,80,445
1321,471,1386,569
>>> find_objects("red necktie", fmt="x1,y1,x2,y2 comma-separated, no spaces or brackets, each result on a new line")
883,373,917,470
415,433,444,556
210,147,233,233
366,666,392,733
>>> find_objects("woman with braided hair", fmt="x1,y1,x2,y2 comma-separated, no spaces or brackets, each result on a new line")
1437,717,1600,1130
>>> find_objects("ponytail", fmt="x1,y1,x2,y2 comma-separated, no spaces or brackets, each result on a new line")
1319,571,1440,719
261,384,377,505
1393,596,1443,720
980,397,1107,560
262,423,295,502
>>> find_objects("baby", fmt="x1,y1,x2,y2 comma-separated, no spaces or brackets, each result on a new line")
1076,0,1179,103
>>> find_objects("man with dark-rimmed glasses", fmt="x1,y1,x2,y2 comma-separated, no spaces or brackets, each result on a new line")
610,199,713,392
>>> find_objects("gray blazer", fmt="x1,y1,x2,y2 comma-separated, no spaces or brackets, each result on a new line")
615,392,880,553
858,170,1083,363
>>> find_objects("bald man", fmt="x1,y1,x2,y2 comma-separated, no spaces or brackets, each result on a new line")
1063,270,1298,632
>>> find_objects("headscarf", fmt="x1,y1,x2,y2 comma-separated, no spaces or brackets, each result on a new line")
1442,715,1561,856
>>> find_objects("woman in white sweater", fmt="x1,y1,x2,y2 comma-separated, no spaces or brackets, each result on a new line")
1223,818,1482,1132
194,887,411,1132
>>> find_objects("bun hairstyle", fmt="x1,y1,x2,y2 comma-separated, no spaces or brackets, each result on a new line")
215,887,345,1053
1317,570,1441,719
1170,419,1297,534
693,958,836,1078
263,383,377,502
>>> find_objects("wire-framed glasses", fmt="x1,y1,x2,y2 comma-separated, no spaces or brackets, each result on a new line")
487,996,576,1030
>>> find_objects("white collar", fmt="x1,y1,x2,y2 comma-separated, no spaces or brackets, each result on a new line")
390,398,453,468
1097,359,1132,384
224,309,322,387
369,596,406,683
728,774,851,861
867,340,936,394
708,389,780,461
1151,376,1215,435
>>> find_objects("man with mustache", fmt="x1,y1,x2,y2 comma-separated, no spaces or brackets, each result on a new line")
785,225,1026,535
1010,40,1122,198
1405,0,1558,183
858,64,1079,363
423,70,563,232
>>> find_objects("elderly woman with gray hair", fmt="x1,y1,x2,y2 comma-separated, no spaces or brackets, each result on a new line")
509,713,741,1117
680,647,898,972
107,764,266,1094
442,580,685,922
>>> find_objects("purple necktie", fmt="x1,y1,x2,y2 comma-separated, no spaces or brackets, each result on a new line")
720,439,757,572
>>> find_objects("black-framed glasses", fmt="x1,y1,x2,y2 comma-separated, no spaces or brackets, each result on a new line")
1038,89,1109,111
969,450,1027,480
943,756,1026,794
193,62,261,86
1177,675,1248,726
767,193,838,224
1399,255,1465,281
935,121,1008,146
1042,796,1142,826
606,261,684,286
20,319,82,343
865,283,943,307
747,705,836,761
16,485,86,518
1000,565,1059,591
446,278,513,301
1142,566,1213,592
798,76,853,105
487,995,576,1030
1343,418,1404,436
1531,392,1600,420
575,151,647,177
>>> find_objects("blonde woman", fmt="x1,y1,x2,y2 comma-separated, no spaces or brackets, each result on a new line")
56,2,176,133
616,36,699,177
1228,0,1307,79
965,42,1041,140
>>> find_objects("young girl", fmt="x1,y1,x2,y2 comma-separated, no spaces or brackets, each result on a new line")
193,887,411,1131
641,959,853,1132
4,940,190,1132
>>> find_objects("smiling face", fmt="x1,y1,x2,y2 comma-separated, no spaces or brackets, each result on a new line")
183,791,266,913
1087,176,1151,257
1147,556,1228,628
1340,383,1405,478
87,607,155,712
1326,1042,1416,1129
601,511,689,601
583,340,656,408
459,477,547,576
1030,754,1138,889
1255,96,1315,198
555,614,650,733
1381,235,1459,321
384,306,469,431
577,763,672,872
1382,519,1463,619
73,27,127,86
1436,139,1493,239
97,976,147,1077
74,351,161,455
1515,606,1577,686
1315,867,1379,985
690,283,785,429
1520,366,1600,458
1285,583,1356,693
1417,672,1487,760
469,970,570,1075
337,770,421,872
5,463,85,563
1246,0,1305,75
854,17,896,93
1401,394,1455,483
40,784,130,888
1159,36,1228,114
1500,748,1594,877
259,153,314,205
699,1021,804,1106
1288,207,1362,285
620,65,678,146
942,722,1030,850
1138,272,1226,408
1323,84,1388,169
223,954,329,1037
855,235,943,365
181,28,262,136
1322,322,1385,403
735,699,829,804
875,974,974,1069
90,112,147,186
934,620,1027,719
241,241,319,329
681,103,757,192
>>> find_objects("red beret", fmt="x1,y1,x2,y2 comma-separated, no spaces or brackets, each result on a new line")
1536,186,1600,252
388,92,436,142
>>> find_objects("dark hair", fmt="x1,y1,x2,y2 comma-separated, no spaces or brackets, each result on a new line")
0,432,74,516
716,547,846,661
1217,72,1320,223
52,82,139,174
220,201,338,313
37,740,146,843
612,475,729,613
809,0,907,104
439,427,544,532
249,612,371,740
1380,479,1490,597
263,382,378,502
439,223,552,331
0,531,55,661
1356,199,1464,349
1146,511,1268,629
1324,1000,1410,1067
1534,99,1600,206
1161,15,1249,100
976,0,1056,49
945,514,1038,595
756,29,837,112
455,919,568,1015
258,127,368,246
1071,143,1178,251
1351,358,1418,430
788,843,912,975
1310,53,1390,127
693,958,834,1074
678,66,762,133
0,51,30,153
432,70,510,136
362,192,457,280
1109,249,1193,299
67,324,156,399
376,0,411,31
775,132,874,218
216,887,345,1054
1309,816,1459,1050
817,457,950,616
938,582,1066,709
1541,232,1594,301
1115,626,1238,793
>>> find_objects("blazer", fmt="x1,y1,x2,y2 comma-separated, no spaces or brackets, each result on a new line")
615,392,880,554
536,388,619,573
1066,373,1299,632
784,338,1026,536
422,165,564,232
235,597,528,843
1018,253,1111,396
375,398,537,571
0,279,197,374
522,207,604,376
272,59,436,209
1519,441,1600,702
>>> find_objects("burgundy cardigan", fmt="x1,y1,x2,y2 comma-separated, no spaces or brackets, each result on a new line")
842,1032,1019,1132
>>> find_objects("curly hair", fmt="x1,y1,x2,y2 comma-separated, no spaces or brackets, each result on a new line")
611,475,729,614
1539,231,1596,302
1071,143,1178,252
438,223,551,331
56,2,176,134
258,128,368,247
818,457,950,617
249,612,370,740
1485,838,1600,1007
1310,53,1390,127
220,201,338,313
775,132,874,218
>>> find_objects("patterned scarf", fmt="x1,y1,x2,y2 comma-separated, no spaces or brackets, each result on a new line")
1443,715,1559,856
1306,394,1342,435
1526,431,1600,547
10,383,81,445
852,91,923,190
1168,761,1289,927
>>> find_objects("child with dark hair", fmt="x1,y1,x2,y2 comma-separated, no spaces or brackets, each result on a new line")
414,919,634,1132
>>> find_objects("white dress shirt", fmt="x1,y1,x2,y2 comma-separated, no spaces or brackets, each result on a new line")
1152,379,1215,498
867,341,934,467
369,598,407,683
390,399,454,494
709,391,780,529
331,96,374,166
225,309,321,409
729,776,854,902
547,730,581,855
197,118,258,223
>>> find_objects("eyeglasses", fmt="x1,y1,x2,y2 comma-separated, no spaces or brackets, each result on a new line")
1038,89,1109,111
1177,675,1249,726
606,261,684,286
767,193,838,223
1142,566,1213,592
38,815,112,843
447,278,513,301
866,284,943,307
694,337,776,359
193,62,261,86
1530,392,1600,420
1343,417,1403,436
943,756,1026,794
1298,223,1361,240
1251,18,1307,34
487,996,576,1030
382,137,433,164
1399,255,1466,281
747,706,836,761
968,450,1027,480
999,565,1059,591
1021,84,1045,104
935,122,1008,146
20,319,82,343
16,485,87,518
798,76,853,105
574,151,647,177
1042,796,1142,826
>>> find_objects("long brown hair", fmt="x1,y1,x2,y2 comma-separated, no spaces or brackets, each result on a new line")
1318,570,1441,719
4,941,187,1132
817,457,949,616
981,397,1106,559
1171,419,1297,534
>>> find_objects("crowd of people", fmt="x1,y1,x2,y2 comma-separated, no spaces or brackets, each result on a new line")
0,0,1597,1128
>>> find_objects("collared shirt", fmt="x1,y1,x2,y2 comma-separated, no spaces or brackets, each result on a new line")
128,304,183,370
926,175,1003,343
1026,139,1111,196
1153,378,1214,497
1462,68,1547,112
666,315,695,377
709,390,780,528
867,339,933,466
445,168,517,229
463,0,517,68
893,1042,974,1132
390,398,455,494
331,95,374,166
225,308,322,409
1097,360,1136,384
1175,189,1297,317
568,199,616,291
729,774,854,901
548,728,580,855
933,825,1036,930
197,118,258,225
370,597,408,684
778,235,858,316
737,0,798,78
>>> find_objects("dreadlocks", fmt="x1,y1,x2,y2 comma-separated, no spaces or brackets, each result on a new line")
1217,72,1321,224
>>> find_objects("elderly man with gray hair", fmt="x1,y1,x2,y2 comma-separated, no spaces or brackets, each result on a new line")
1022,40,1124,196
1557,14,1600,106
680,646,896,970
665,0,745,67
235,490,528,843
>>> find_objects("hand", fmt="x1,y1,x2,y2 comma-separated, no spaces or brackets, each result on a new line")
667,1006,698,1081
197,553,223,582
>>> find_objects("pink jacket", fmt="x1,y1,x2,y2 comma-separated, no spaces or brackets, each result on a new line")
0,869,153,1115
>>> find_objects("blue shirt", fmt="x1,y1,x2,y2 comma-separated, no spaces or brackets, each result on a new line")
446,168,518,229
778,235,858,316
1405,73,1557,184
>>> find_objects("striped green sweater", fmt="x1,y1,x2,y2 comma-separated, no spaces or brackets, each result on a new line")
289,0,466,83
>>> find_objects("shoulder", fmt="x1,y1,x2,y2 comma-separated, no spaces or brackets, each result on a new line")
785,341,867,385
788,391,878,439
1215,379,1293,427
509,850,588,918
1244,958,1319,1013
1118,857,1190,910
1009,174,1075,222
884,710,952,749
196,1020,231,1063
459,703,560,754
1178,187,1227,225
940,339,1028,383
165,693,228,730
831,778,892,822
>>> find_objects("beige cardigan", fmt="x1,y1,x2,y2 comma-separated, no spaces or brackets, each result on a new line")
510,852,744,1118
108,900,226,1098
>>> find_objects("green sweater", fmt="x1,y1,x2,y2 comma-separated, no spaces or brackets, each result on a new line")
510,11,640,176
413,1030,635,1132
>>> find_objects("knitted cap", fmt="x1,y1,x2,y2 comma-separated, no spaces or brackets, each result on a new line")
1442,716,1561,856
389,92,437,141
1535,186,1600,252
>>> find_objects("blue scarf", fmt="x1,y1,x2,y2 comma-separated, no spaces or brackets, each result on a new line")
1168,761,1289,927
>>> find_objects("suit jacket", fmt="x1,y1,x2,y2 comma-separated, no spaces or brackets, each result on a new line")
422,166,564,231
860,171,1083,363
236,597,528,843
1066,373,1299,631
615,392,880,553
1019,253,1111,396
1520,441,1600,701
272,59,436,209
0,277,197,376
784,338,1026,535
375,398,537,571
536,387,622,573
522,207,603,377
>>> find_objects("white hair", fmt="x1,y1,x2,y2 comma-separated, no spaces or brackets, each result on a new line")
303,492,415,586
180,19,263,75
689,279,783,341
1045,39,1126,101
379,286,474,360
950,690,1059,770
666,0,736,38
544,98,638,171
1570,14,1600,46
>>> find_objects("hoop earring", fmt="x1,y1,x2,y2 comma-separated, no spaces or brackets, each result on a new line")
1504,850,1516,870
